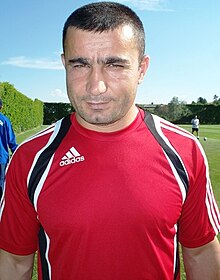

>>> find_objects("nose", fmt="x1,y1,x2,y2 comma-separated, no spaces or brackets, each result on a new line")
86,67,107,96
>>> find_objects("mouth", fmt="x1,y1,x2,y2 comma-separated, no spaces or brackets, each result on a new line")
87,101,110,110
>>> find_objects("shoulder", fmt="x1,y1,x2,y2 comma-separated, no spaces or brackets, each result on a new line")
15,124,56,159
7,124,57,181
14,115,72,160
0,113,9,122
151,114,194,141
154,114,200,156
149,113,202,169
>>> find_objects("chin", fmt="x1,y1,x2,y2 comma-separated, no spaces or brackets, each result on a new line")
85,113,117,125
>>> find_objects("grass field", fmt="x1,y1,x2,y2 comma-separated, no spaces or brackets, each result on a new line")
16,124,220,280
16,125,49,144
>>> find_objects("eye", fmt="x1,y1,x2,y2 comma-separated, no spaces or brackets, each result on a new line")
73,64,85,68
70,63,91,71
107,63,124,68
68,58,91,69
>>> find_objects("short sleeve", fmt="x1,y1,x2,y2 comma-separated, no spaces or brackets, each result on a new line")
0,148,40,255
178,141,220,248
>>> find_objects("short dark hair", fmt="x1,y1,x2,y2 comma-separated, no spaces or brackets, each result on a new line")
62,2,145,62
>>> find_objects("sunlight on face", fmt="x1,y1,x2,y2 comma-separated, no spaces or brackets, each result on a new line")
121,25,134,41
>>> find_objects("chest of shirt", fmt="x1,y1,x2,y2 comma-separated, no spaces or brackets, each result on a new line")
35,132,183,238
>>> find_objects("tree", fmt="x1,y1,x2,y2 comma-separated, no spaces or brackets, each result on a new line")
167,97,189,122
0,82,43,132
43,102,74,124
197,97,207,104
154,104,169,119
213,94,219,104
154,97,189,122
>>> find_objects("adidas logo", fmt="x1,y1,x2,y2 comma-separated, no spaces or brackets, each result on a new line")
60,146,85,166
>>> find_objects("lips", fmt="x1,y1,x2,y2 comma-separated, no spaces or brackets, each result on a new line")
87,101,110,110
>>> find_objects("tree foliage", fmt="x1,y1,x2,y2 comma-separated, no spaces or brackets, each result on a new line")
0,82,44,133
178,104,220,124
154,96,189,122
151,96,220,124
43,102,74,124
213,94,220,104
196,97,208,104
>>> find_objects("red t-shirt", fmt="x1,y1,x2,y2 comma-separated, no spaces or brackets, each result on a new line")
0,110,219,279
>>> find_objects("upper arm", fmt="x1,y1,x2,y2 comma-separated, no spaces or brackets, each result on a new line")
0,249,35,279
182,237,220,280
6,120,17,152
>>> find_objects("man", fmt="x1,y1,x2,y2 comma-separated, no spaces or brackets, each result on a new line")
191,115,200,138
0,2,220,279
0,99,17,199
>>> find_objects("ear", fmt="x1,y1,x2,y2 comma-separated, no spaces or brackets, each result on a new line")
61,53,66,68
138,55,150,85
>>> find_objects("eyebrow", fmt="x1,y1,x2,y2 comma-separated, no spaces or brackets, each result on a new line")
68,56,130,65
68,57,89,65
101,57,129,65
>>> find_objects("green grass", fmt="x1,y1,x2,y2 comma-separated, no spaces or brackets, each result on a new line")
16,125,49,144
16,124,220,280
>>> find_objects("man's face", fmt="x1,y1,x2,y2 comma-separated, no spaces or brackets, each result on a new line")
62,25,149,131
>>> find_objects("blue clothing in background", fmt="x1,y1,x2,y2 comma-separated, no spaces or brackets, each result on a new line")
0,112,18,195
0,112,17,164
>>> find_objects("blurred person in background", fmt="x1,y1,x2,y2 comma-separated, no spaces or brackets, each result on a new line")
191,115,200,138
0,99,18,199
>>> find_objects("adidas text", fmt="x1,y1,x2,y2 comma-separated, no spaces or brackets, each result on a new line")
60,156,85,166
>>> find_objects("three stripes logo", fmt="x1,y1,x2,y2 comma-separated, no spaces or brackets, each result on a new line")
60,146,85,166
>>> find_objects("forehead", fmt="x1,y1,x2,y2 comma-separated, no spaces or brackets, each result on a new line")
64,25,138,54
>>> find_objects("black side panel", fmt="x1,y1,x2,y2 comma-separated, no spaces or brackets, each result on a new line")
38,226,50,280
144,111,189,194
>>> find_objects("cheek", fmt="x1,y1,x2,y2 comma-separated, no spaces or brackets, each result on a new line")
115,77,139,97
66,73,83,96
113,85,137,109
